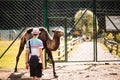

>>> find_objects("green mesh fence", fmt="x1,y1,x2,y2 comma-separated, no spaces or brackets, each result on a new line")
0,0,44,69
0,0,120,69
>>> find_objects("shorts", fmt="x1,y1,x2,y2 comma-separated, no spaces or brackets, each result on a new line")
30,63,42,77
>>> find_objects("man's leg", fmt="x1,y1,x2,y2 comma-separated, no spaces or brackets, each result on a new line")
36,77,42,80
32,76,36,80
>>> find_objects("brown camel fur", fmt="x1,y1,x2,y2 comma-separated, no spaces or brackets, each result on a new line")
14,27,64,78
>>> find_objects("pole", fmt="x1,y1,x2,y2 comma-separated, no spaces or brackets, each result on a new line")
43,0,48,67
93,0,97,62
64,17,68,61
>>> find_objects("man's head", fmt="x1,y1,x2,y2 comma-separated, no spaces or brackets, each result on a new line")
32,28,40,34
32,28,41,36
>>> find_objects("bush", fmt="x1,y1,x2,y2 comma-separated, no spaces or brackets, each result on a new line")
115,33,120,42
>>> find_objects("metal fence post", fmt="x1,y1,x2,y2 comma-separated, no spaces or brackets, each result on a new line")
43,0,48,68
93,0,97,62
64,17,68,61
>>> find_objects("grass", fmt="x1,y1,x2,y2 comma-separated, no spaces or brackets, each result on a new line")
0,40,63,69
0,40,25,69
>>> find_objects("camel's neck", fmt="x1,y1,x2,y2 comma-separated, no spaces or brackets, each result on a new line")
53,36,60,49
47,35,60,51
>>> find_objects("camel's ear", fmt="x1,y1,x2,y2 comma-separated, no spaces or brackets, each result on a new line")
39,28,43,32
39,27,46,32
52,30,55,32
27,28,33,34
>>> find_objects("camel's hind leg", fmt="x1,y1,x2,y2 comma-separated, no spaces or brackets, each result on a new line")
46,50,58,78
14,37,26,72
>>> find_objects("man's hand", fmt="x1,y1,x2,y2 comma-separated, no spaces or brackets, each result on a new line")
42,64,45,71
26,63,29,70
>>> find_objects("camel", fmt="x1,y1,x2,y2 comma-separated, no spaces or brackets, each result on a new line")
14,27,64,78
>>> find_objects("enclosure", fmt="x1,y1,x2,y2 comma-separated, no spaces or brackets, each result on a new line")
0,0,120,70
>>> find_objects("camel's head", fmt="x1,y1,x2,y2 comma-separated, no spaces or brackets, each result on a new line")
52,28,64,37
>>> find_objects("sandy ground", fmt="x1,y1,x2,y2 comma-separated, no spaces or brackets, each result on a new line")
0,62,120,80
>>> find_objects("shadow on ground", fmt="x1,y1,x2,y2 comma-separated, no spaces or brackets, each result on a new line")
7,72,56,80
8,72,31,80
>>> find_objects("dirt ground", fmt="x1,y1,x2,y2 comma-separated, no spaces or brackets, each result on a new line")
1,42,120,80
0,62,120,80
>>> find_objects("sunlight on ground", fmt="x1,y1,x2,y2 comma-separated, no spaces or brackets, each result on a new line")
0,40,25,69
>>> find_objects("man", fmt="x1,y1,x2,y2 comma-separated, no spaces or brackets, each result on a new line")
25,28,44,80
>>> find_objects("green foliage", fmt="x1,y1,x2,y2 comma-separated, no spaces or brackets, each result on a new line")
105,32,120,42
104,32,120,57
106,33,114,40
74,9,93,30
74,9,99,40
115,33,120,42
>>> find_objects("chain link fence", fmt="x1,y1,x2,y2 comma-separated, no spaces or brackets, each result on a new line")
96,1,120,61
0,0,44,69
0,0,120,69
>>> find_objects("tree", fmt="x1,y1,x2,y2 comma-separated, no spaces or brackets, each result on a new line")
74,9,98,40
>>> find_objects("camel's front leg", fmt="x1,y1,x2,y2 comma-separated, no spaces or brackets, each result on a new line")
46,50,58,78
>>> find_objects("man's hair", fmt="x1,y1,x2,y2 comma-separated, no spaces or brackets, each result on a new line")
33,34,39,36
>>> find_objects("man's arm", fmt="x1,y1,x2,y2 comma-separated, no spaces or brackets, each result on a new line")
38,48,44,69
25,49,29,69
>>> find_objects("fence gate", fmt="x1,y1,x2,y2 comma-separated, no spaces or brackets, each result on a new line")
45,0,120,62
96,0,120,62
45,0,95,62
46,17,68,62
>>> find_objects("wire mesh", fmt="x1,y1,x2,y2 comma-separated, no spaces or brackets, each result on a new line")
0,0,44,69
0,0,120,69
